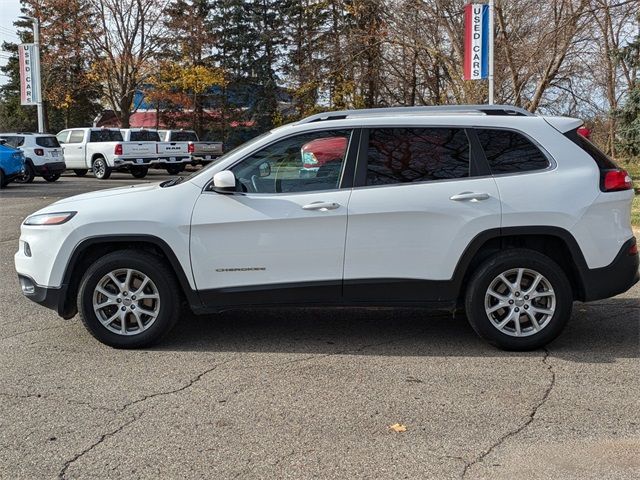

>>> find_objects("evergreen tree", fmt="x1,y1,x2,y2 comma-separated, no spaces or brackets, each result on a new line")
616,21,640,158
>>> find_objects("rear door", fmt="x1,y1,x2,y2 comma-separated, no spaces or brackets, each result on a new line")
343,126,501,303
61,129,86,168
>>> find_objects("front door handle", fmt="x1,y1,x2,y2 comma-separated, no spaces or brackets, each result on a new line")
450,192,490,202
302,201,341,211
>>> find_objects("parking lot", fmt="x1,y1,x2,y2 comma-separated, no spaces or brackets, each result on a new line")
0,172,638,479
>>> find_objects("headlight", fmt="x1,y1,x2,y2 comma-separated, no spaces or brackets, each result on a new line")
24,211,77,226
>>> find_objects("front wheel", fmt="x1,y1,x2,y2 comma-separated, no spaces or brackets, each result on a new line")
43,172,61,182
92,157,112,180
464,249,572,351
15,163,35,183
0,169,6,188
78,250,181,348
130,166,148,179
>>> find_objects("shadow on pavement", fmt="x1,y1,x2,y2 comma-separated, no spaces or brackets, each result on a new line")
154,297,639,362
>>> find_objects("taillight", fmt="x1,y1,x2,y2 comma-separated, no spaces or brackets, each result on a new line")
629,242,638,256
188,143,194,154
114,144,123,155
34,148,44,156
602,169,632,192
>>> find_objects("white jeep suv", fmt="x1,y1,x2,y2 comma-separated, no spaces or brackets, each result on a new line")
14,106,639,350
0,132,65,182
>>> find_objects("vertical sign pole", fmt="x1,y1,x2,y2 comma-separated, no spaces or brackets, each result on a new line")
32,18,44,133
488,0,495,105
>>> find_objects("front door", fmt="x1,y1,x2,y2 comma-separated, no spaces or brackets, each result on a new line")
190,128,358,307
60,129,86,168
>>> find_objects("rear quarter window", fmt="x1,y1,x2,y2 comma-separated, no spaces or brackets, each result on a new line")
476,129,549,174
35,136,61,148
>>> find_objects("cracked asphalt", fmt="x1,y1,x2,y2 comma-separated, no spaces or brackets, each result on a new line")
1,173,639,479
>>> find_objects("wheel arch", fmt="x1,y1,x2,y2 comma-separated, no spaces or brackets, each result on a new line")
59,235,201,319
453,227,589,302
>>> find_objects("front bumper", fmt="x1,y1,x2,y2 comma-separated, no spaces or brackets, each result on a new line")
34,162,66,175
581,237,639,301
18,274,74,318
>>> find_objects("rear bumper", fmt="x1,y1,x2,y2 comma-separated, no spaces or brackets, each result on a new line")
191,154,221,163
34,162,66,175
156,156,191,164
581,237,639,301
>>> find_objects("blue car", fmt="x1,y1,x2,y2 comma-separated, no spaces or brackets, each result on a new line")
0,141,26,188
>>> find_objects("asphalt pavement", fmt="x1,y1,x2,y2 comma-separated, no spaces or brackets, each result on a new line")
0,172,638,479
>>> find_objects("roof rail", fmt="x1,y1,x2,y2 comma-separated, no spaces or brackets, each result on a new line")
297,104,534,124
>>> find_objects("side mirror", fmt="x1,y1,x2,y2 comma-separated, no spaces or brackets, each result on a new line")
258,161,271,177
212,170,236,193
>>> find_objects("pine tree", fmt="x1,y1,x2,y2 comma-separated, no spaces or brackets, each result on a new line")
616,21,640,158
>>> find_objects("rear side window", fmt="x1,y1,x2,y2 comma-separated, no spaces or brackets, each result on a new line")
130,131,160,142
170,131,198,142
0,136,24,147
36,136,60,148
90,130,123,142
68,130,85,143
476,129,549,174
366,128,470,185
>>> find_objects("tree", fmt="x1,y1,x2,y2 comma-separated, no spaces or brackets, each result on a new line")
87,0,168,128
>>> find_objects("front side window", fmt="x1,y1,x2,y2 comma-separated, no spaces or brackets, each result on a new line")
68,130,85,143
229,129,352,194
56,131,69,144
476,129,549,174
366,128,470,186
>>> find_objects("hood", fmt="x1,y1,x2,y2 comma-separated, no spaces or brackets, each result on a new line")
51,182,161,206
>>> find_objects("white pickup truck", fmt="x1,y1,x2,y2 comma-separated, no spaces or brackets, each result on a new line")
157,129,223,165
56,128,157,179
120,128,190,175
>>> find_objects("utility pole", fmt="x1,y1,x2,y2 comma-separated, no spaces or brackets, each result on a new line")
488,0,495,105
20,16,44,133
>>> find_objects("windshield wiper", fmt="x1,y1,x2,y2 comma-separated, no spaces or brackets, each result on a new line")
160,176,185,188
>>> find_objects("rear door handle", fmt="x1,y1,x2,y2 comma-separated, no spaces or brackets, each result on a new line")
450,192,490,202
302,201,341,211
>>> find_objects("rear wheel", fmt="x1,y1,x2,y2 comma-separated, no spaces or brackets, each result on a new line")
92,157,111,180
78,250,181,348
130,166,148,179
43,172,61,182
74,169,88,177
15,163,35,183
165,164,184,175
465,249,572,351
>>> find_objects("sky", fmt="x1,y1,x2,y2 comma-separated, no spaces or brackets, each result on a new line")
0,0,23,84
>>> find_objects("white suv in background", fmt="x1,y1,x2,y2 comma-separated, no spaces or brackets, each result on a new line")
0,132,65,183
15,105,639,350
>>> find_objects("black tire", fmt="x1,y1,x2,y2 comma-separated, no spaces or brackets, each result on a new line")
78,250,181,348
464,248,572,351
74,169,88,177
0,169,6,188
130,166,148,179
92,157,112,180
165,164,184,175
15,162,35,183
43,172,61,182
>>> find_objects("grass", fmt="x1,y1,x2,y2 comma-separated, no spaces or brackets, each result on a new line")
619,160,640,228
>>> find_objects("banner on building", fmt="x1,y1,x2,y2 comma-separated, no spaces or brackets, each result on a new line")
463,3,489,80
19,43,40,105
